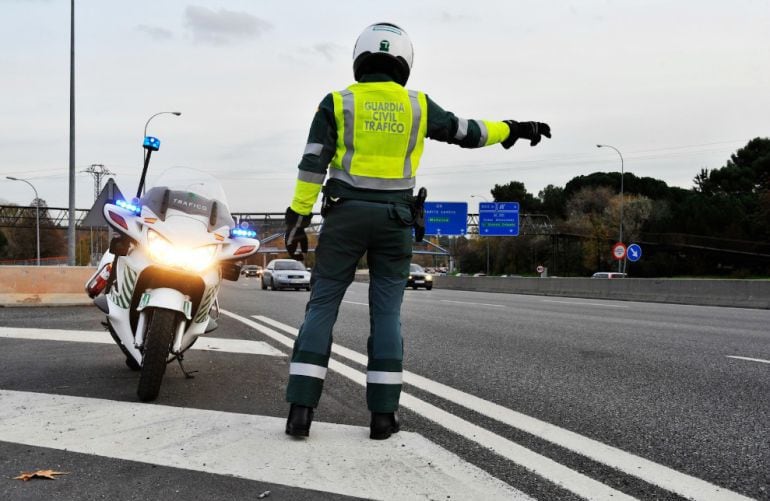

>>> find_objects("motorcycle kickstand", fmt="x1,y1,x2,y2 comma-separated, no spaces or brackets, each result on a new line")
175,354,198,379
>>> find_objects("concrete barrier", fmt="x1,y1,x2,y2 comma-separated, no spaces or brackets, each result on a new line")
432,276,770,309
0,266,95,306
354,271,768,309
4,267,767,309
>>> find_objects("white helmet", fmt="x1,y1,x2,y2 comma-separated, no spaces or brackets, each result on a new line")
353,23,414,85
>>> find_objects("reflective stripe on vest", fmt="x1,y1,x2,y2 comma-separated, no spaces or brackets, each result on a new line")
330,82,427,190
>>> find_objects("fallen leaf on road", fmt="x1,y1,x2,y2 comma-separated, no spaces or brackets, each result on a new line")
13,470,69,481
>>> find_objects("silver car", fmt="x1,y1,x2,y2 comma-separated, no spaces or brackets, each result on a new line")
261,259,311,291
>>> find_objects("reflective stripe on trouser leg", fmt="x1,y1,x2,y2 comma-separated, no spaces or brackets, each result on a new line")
286,275,353,407
366,274,407,412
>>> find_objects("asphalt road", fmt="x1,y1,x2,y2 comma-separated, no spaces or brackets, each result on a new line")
1,278,768,500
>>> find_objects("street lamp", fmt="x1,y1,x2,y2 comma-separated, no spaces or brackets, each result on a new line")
471,194,491,275
144,111,181,140
596,144,624,272
7,176,40,266
138,111,181,196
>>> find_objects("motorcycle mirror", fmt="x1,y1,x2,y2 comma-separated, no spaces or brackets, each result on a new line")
209,201,218,228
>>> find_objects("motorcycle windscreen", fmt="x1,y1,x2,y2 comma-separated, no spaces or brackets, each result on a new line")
140,167,235,231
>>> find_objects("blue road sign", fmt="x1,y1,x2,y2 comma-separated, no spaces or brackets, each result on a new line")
479,202,520,236
424,202,467,236
626,243,642,262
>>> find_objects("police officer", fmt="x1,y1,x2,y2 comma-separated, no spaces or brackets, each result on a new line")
284,22,551,439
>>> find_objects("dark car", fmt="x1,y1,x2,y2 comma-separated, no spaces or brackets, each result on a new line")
407,263,433,290
261,259,311,291
241,265,263,278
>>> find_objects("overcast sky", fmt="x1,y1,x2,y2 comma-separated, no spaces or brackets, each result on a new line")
1,0,768,212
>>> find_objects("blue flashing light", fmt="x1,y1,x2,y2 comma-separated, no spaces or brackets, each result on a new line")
115,199,142,215
230,228,257,238
143,136,161,151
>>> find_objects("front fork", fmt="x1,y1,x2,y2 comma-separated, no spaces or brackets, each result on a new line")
134,309,188,356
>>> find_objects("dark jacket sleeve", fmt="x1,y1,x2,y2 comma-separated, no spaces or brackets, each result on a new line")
290,94,337,214
425,95,510,148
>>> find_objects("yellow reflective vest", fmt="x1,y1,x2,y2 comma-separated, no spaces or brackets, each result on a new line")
328,81,427,191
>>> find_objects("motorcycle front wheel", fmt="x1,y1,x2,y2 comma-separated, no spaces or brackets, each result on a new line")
137,308,177,402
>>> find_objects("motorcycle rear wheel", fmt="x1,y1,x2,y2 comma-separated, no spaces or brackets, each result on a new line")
137,308,177,402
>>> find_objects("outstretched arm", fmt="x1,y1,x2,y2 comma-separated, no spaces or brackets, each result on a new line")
425,95,550,149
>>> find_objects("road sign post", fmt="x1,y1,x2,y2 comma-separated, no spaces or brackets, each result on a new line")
424,202,468,236
612,242,626,261
626,243,642,262
479,202,519,236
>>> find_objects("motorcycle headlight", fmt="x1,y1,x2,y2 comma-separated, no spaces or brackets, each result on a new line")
147,230,175,265
182,245,217,272
147,229,217,272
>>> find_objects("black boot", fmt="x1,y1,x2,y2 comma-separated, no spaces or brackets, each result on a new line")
285,404,314,437
370,412,400,440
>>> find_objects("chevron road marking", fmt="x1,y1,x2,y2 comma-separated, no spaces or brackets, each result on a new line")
245,313,752,501
0,390,528,501
0,327,284,357
221,310,636,501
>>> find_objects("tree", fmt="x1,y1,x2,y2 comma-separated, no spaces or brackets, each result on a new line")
564,171,669,201
693,168,710,193
611,194,653,243
490,181,541,212
563,186,615,270
538,184,566,219
696,137,770,195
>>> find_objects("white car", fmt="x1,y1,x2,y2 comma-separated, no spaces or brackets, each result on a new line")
591,272,627,279
261,259,311,291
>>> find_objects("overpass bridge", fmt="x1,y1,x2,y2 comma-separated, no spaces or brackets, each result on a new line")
0,206,554,235
1,205,554,265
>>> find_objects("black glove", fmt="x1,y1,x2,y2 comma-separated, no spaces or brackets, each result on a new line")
284,207,310,261
501,121,552,149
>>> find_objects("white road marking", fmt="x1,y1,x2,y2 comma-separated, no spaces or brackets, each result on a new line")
342,300,369,306
249,314,752,501
542,299,630,308
441,299,505,308
225,311,635,500
0,327,284,357
726,355,770,365
0,390,528,501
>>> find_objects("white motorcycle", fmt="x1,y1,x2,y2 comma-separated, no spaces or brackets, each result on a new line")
86,145,259,401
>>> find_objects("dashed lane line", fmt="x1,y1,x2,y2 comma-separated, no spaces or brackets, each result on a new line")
249,313,752,501
440,299,505,308
726,355,770,365
0,389,528,501
222,310,636,500
342,300,369,306
542,299,630,308
0,327,284,357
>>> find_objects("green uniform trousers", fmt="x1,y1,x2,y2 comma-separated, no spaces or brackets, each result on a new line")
286,200,413,412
